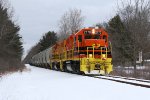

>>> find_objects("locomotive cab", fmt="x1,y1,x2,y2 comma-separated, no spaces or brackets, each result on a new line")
73,27,112,75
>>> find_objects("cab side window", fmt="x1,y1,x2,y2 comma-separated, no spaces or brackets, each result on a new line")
78,35,82,42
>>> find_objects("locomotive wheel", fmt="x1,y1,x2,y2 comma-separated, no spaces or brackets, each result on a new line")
66,61,74,73
62,62,67,72
52,62,55,70
56,62,60,71
75,61,80,74
70,61,80,74
71,61,78,73
47,64,51,69
70,61,75,73
79,71,85,75
46,64,49,69
45,64,48,69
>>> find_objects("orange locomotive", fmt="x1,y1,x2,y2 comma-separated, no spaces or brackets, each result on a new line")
30,27,113,75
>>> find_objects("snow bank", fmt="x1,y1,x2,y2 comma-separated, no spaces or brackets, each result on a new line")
0,64,150,100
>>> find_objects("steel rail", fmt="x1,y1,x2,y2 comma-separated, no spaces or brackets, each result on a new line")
87,75,150,88
107,75,150,83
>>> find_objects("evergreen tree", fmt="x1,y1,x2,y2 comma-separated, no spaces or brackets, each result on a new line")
24,31,57,64
39,31,57,51
107,15,132,66
23,43,41,64
0,0,24,72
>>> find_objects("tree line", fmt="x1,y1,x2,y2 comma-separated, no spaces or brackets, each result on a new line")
0,0,24,73
23,31,58,64
107,0,150,69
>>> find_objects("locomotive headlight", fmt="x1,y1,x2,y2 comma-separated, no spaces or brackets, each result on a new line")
102,54,106,60
89,54,93,58
102,54,106,58
92,29,95,34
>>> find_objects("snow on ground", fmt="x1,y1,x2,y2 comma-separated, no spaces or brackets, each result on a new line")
0,64,150,100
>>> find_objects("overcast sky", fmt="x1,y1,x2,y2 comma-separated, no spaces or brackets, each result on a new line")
9,0,117,57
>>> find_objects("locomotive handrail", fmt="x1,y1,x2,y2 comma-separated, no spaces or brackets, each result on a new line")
100,47,107,60
87,47,94,58
66,49,74,59
87,44,101,58
78,40,79,53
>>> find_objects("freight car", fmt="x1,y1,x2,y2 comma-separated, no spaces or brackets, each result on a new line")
29,27,113,75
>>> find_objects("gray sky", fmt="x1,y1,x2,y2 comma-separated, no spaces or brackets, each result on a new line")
9,0,117,57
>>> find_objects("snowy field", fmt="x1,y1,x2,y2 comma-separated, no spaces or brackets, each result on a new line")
0,65,150,100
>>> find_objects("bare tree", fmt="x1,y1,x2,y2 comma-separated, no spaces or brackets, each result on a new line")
118,0,150,73
58,9,84,40
58,12,69,40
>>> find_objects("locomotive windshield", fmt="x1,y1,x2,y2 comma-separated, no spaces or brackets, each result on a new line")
84,30,101,39
84,35,100,39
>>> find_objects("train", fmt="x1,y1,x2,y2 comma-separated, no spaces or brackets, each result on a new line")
29,27,113,75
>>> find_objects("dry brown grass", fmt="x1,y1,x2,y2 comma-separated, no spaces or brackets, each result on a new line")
0,63,27,77
111,66,150,80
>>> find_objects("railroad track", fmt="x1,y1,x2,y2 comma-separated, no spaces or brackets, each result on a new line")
48,68,150,88
87,75,150,88
107,75,150,83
